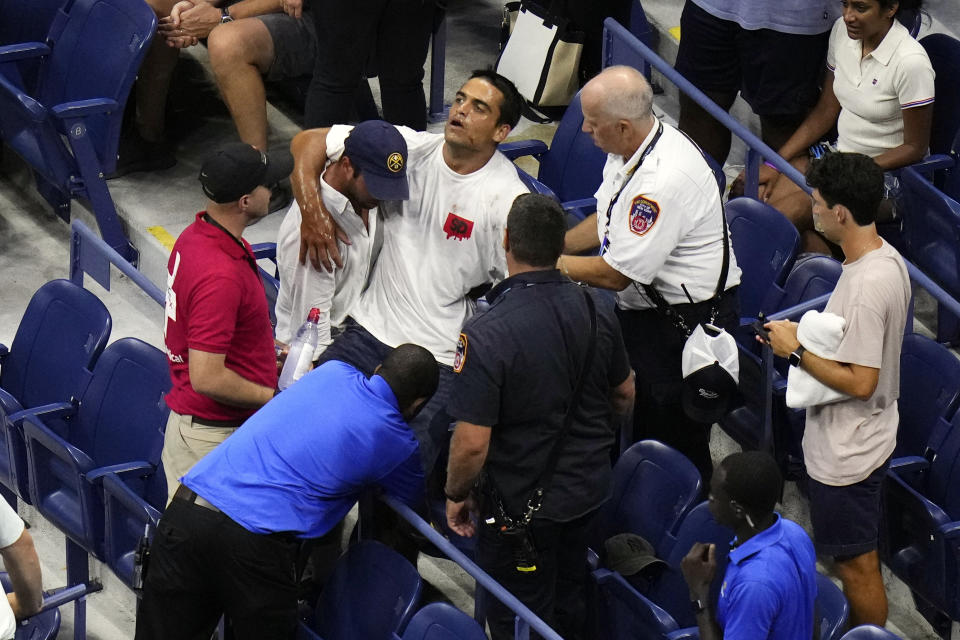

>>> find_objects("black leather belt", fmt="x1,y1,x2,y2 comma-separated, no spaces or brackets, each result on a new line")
174,485,221,513
191,416,244,429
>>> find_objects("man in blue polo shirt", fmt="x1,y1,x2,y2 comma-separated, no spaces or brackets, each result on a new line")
681,451,817,640
134,344,439,640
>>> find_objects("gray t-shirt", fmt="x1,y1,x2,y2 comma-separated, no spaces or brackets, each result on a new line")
802,240,910,486
692,0,840,35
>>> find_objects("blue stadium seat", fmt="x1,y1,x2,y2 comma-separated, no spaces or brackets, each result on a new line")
894,333,960,459
500,91,607,210
0,572,61,640
0,0,65,95
725,197,800,321
592,502,732,639
0,0,156,262
0,279,111,506
816,574,850,640
881,407,960,637
593,440,702,556
761,254,843,316
920,34,960,190
840,626,903,640
298,540,422,640
395,603,486,640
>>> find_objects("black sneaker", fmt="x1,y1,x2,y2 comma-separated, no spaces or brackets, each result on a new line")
106,130,176,179
269,181,293,214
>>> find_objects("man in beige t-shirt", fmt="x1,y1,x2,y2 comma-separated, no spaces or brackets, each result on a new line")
765,153,910,630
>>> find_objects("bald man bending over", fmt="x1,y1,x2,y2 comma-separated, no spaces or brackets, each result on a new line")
559,66,741,484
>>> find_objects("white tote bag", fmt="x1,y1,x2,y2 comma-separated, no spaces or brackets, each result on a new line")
495,2,583,110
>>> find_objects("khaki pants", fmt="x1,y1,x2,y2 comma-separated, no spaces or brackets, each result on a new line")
161,410,239,504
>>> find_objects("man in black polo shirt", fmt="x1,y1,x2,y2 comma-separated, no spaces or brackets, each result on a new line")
444,193,635,639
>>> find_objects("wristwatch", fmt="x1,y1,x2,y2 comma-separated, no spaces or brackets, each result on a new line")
690,598,708,615
789,345,806,368
220,7,233,23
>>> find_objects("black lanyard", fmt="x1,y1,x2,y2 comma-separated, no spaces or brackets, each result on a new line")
202,213,262,283
599,120,664,256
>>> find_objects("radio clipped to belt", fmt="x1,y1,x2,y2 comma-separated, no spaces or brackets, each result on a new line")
483,287,597,573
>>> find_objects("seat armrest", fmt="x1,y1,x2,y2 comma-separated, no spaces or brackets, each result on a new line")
909,154,954,174
0,42,50,63
667,628,700,640
499,140,549,160
86,462,154,484
940,521,960,540
21,414,95,472
766,293,833,322
9,401,76,426
102,472,162,523
563,197,597,222
251,243,277,261
890,456,929,474
51,98,119,120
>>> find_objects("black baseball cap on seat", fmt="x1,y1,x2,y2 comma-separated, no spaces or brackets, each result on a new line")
199,143,294,204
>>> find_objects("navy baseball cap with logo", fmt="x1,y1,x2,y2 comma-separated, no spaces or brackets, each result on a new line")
199,143,293,204
343,120,409,201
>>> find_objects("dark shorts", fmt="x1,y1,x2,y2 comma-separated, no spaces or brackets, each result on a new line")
256,12,317,81
807,459,890,559
673,1,829,117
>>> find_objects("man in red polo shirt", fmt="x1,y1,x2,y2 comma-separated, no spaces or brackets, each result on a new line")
162,142,292,500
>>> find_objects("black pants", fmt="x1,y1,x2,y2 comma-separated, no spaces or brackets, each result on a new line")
616,287,740,486
134,498,300,640
478,511,595,640
305,0,434,130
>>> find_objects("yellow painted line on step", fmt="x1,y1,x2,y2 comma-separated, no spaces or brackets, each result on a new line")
669,26,681,41
147,226,176,251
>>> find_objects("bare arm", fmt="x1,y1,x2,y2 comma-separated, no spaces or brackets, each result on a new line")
682,542,723,640
188,349,275,408
291,128,346,272
445,421,492,538
2,530,42,620
563,213,601,254
559,255,632,291
872,104,933,170
764,320,880,401
610,370,635,416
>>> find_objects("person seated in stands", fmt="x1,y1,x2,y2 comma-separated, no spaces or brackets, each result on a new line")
753,0,933,254
134,345,438,640
681,451,817,640
274,120,409,355
0,499,43,638
115,0,315,200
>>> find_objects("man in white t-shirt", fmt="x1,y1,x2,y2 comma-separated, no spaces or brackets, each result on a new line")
562,66,741,485
289,70,529,472
765,152,910,628
274,120,408,357
0,500,43,639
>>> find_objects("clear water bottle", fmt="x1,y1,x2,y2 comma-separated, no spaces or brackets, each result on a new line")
278,307,322,390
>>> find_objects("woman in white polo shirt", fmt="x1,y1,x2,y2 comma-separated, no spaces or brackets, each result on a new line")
756,0,933,254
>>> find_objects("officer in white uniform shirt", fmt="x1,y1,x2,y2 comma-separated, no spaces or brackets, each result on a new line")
561,65,741,484
274,120,406,357
289,70,529,473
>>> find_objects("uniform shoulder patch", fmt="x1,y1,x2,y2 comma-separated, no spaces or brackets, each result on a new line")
628,195,660,236
453,333,468,373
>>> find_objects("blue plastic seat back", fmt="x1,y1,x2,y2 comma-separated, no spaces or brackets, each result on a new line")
816,573,850,640
314,540,422,640
649,502,733,628
0,572,61,640
840,625,903,639
895,333,960,459
920,34,960,158
0,0,65,45
725,197,800,319
32,0,156,172
897,8,922,38
775,254,843,311
67,337,170,467
1,279,111,412
597,440,702,554
400,603,486,640
537,92,607,203
922,410,960,523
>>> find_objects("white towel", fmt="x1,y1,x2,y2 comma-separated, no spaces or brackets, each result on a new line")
785,311,853,409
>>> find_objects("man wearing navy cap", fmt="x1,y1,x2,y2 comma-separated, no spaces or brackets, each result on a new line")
274,120,409,361
161,142,293,500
